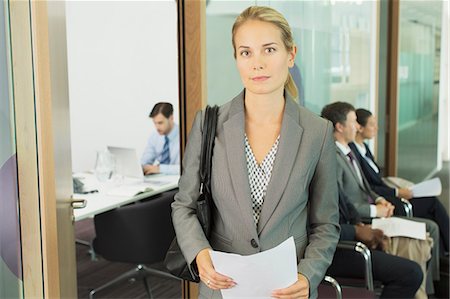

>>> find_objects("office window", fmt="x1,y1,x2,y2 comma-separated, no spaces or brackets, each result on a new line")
397,0,442,181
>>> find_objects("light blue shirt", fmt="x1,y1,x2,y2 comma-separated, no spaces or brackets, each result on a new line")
141,124,180,175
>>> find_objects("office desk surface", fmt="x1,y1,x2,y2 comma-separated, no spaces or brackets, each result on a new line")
73,173,179,221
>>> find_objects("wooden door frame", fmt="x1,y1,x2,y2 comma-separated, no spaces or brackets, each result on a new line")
385,0,400,176
178,0,206,157
9,0,61,298
177,0,206,297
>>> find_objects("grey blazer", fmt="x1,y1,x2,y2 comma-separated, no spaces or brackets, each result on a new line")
172,90,340,298
335,146,380,218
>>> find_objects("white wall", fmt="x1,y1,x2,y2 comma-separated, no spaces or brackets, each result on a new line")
66,1,178,172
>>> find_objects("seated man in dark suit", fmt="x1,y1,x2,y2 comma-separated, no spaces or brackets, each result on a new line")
350,108,449,255
328,190,423,299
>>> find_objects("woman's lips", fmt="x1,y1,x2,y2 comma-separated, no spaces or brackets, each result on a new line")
252,76,270,81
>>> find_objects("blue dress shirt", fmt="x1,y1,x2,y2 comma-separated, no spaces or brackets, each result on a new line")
141,124,180,175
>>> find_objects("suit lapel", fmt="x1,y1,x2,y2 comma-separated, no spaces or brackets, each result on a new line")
223,91,257,236
339,146,375,198
258,97,303,234
364,143,382,174
336,147,366,190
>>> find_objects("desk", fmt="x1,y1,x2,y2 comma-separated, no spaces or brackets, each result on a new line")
73,173,179,221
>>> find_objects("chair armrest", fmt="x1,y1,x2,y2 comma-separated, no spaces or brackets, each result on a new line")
400,198,413,217
323,275,342,299
336,241,374,291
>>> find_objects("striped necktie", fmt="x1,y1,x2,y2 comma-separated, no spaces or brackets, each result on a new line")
160,136,170,164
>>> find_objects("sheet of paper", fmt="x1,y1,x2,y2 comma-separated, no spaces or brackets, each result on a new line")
372,217,426,240
210,237,298,299
106,183,153,197
411,177,442,197
383,176,414,189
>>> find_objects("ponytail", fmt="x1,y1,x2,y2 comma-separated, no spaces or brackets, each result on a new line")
285,73,298,101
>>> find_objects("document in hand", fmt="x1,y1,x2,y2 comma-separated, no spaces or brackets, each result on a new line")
372,217,426,240
410,177,442,198
210,237,298,299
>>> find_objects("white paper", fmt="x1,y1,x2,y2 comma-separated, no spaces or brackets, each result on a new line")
210,237,298,299
411,178,442,197
106,183,153,197
383,176,414,189
372,217,426,240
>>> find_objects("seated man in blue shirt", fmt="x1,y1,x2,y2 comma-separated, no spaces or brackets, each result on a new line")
141,102,180,175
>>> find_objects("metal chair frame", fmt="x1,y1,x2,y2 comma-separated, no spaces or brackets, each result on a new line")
323,275,343,299
335,241,374,291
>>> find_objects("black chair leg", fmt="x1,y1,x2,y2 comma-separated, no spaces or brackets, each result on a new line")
141,265,182,281
89,264,179,299
89,266,141,299
143,276,153,299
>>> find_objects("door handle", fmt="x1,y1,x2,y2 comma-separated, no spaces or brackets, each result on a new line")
71,199,87,209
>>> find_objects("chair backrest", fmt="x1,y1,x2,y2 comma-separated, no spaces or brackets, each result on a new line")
93,189,178,264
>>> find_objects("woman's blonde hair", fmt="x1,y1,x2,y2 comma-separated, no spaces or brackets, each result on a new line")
232,6,298,99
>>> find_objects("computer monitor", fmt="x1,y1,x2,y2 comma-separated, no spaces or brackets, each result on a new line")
107,146,144,180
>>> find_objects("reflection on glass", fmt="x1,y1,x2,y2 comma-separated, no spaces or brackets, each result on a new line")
94,150,116,182
0,1,24,298
397,0,442,181
206,0,377,116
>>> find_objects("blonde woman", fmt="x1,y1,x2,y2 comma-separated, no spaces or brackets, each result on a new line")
172,6,340,299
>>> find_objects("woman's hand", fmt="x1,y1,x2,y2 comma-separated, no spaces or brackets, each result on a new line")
196,248,236,290
272,273,309,299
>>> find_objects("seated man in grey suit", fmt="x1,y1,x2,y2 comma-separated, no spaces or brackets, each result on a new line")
321,101,441,294
321,102,394,218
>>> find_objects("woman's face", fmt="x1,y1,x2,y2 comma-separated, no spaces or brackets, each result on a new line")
234,20,296,97
358,115,378,140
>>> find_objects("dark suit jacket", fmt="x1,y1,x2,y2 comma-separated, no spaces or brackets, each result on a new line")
348,142,396,198
338,189,361,242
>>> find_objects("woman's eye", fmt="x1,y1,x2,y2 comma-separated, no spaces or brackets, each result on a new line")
240,50,250,57
266,47,276,53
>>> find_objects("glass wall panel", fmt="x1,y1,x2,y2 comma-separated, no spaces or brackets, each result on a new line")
397,0,442,181
206,0,378,117
0,1,24,298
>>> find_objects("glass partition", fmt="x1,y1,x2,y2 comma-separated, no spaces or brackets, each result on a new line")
397,0,442,181
0,1,24,298
206,0,378,116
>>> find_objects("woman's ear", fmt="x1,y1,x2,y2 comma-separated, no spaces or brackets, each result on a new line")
288,45,297,68
356,123,363,133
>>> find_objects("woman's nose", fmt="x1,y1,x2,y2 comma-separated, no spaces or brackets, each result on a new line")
252,56,265,70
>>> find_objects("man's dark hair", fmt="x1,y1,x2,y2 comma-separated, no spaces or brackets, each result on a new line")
321,102,355,129
149,102,173,118
355,108,372,127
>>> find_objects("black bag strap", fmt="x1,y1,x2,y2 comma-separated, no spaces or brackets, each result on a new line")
199,105,219,196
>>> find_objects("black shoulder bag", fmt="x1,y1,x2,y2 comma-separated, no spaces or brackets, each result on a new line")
164,105,219,282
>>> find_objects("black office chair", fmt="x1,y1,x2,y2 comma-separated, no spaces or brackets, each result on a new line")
89,189,181,299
